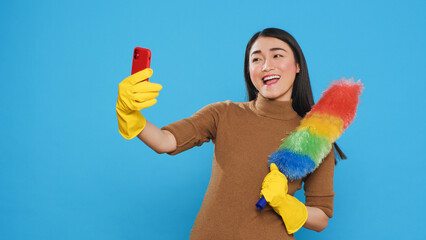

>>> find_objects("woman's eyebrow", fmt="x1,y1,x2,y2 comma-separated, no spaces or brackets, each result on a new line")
251,48,287,56
251,50,261,56
270,47,287,52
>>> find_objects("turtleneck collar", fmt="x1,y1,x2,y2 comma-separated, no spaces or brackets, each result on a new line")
250,93,300,120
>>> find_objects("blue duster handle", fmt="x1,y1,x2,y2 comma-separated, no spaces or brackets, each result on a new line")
256,196,267,210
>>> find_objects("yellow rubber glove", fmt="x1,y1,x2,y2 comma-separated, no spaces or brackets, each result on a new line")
116,68,162,139
260,163,308,234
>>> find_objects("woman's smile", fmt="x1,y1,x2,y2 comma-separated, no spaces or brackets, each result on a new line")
262,74,281,86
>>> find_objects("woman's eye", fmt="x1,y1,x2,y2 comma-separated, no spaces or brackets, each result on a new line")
274,54,283,58
252,58,260,63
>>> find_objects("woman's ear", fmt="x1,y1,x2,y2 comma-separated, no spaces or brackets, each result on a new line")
296,63,300,73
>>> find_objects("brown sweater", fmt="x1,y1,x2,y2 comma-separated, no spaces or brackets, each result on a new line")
162,94,335,240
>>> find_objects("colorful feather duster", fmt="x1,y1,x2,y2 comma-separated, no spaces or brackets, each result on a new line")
256,78,363,210
269,78,363,181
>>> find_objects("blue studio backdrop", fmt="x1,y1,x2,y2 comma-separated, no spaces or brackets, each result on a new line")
1,0,425,239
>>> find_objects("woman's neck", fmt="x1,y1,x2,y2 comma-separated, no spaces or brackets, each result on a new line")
251,93,300,120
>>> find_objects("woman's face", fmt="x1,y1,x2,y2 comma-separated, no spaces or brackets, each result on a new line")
249,37,300,101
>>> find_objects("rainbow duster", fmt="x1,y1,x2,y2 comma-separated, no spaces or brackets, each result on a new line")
269,78,363,181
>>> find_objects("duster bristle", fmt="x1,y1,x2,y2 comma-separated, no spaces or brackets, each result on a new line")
269,78,363,180
309,78,363,130
297,113,344,142
278,130,331,167
269,150,315,181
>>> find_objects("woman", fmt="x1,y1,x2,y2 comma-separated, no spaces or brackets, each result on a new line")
116,28,336,239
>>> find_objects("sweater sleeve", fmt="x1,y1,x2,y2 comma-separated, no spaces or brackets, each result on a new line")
161,102,227,155
303,147,336,218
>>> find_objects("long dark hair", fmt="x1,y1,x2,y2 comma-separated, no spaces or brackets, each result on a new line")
243,28,346,160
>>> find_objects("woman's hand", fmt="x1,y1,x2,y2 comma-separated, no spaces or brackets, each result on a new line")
116,68,162,139
260,163,288,206
260,164,308,234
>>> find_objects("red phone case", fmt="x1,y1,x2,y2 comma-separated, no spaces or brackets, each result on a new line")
131,47,151,80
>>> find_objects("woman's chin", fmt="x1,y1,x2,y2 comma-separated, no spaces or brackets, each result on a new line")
260,92,291,101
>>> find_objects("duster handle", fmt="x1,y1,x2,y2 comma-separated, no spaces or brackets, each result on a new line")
256,196,267,210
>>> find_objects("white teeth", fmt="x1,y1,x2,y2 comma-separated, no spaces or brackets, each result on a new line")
263,75,280,81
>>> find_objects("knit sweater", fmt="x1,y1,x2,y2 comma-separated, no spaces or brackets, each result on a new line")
162,94,335,240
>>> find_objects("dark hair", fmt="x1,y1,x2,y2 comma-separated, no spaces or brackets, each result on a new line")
243,28,346,160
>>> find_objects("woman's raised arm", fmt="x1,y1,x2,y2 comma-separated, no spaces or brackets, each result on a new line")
137,121,177,154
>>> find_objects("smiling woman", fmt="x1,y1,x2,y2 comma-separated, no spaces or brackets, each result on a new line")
116,28,339,239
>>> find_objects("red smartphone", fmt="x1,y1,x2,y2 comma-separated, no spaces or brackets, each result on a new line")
131,47,151,80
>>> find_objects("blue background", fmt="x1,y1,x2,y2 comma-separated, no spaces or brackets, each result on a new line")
1,0,425,239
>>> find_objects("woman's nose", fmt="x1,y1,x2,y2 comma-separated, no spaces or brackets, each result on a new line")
262,59,273,71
